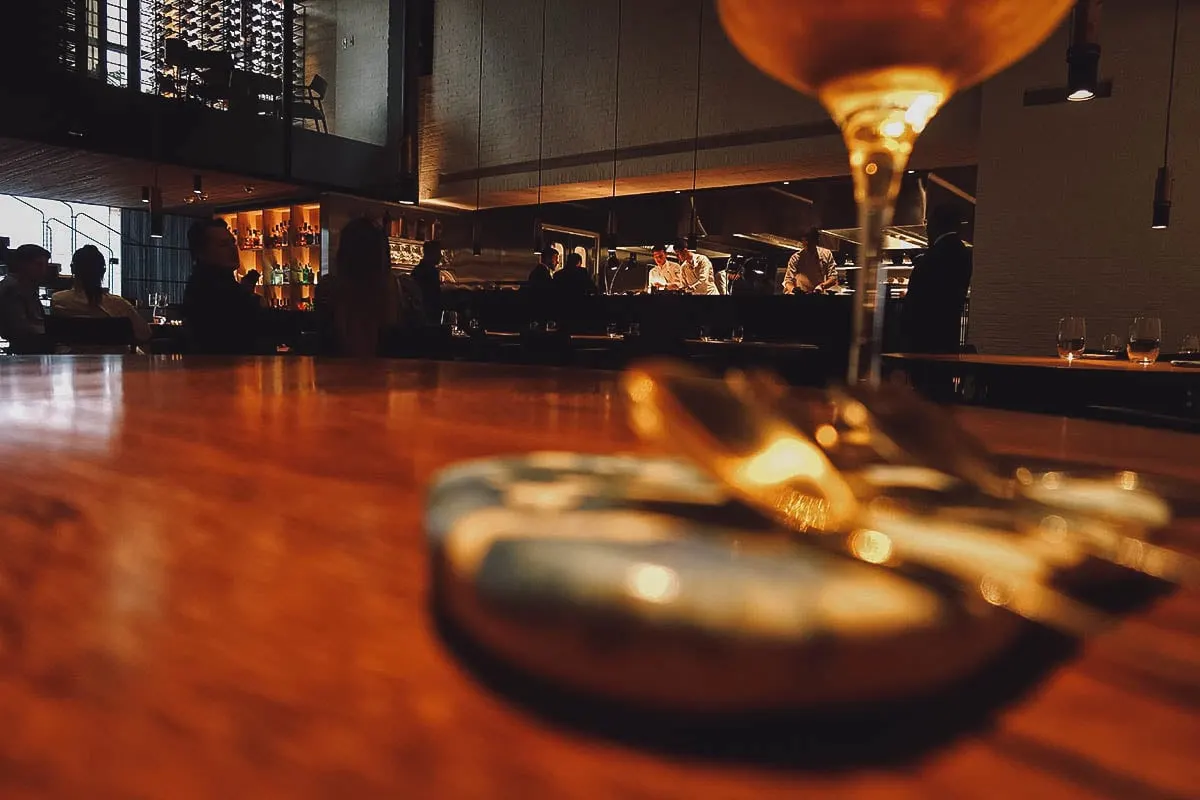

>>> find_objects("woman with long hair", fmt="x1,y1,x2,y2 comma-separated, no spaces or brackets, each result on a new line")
317,218,424,356
51,244,152,348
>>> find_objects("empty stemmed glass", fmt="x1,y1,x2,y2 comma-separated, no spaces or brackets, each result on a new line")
148,292,166,323
1057,317,1086,362
717,0,1074,384
1127,317,1162,365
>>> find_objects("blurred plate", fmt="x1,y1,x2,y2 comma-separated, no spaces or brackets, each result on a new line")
427,453,1018,713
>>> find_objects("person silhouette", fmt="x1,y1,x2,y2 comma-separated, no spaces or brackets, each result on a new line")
902,204,973,353
183,219,260,354
51,245,152,351
0,243,52,353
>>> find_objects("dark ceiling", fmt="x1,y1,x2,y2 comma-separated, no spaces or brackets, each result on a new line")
0,137,305,213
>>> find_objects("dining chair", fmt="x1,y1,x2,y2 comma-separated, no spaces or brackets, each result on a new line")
293,74,329,133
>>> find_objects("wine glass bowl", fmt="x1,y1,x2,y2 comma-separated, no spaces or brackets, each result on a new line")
716,0,1075,384
1128,317,1162,365
1057,317,1086,361
715,1,1076,102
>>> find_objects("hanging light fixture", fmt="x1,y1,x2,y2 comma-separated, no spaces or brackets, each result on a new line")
605,0,623,257
149,186,164,240
686,0,704,250
141,186,150,204
193,174,203,195
472,0,486,257
1066,0,1101,102
1153,0,1180,230
532,0,548,256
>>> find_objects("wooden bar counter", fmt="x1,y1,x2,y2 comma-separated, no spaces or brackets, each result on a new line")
0,356,1195,799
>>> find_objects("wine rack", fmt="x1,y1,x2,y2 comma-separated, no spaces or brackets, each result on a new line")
147,0,305,102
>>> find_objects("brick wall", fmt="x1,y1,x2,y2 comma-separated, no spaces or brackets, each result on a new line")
973,0,1200,355
426,0,980,205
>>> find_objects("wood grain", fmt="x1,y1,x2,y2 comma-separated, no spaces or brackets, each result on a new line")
0,356,1194,800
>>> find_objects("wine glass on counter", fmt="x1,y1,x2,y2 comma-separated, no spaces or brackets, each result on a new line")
1056,317,1086,362
1127,317,1162,364
1178,333,1200,355
717,0,1075,384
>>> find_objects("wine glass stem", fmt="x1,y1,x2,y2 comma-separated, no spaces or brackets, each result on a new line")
844,126,915,386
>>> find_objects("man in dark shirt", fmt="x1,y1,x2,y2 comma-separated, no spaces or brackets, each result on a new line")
901,204,973,353
183,219,261,354
526,249,558,287
0,244,52,353
410,240,443,322
552,252,597,297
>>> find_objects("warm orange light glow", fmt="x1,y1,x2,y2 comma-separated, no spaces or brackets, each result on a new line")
850,529,893,565
738,435,825,486
815,424,839,449
626,563,680,604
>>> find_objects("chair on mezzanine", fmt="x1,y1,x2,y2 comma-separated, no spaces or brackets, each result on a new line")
293,74,329,133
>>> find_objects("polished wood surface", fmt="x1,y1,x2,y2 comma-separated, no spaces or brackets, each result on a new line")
887,352,1199,374
0,356,1196,799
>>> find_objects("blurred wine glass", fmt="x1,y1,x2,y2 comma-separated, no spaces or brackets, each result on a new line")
441,310,461,336
1057,317,1086,361
1179,333,1200,354
717,0,1074,384
1100,333,1122,354
1127,317,1162,364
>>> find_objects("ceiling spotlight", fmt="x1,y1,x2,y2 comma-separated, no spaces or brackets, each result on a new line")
783,181,790,185
243,185,255,194
141,186,150,203
193,175,204,195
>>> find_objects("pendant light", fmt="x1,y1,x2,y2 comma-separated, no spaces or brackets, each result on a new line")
472,0,486,256
605,0,623,255
533,0,548,256
602,0,624,294
1153,0,1180,230
149,166,163,240
1066,0,1101,102
686,0,704,250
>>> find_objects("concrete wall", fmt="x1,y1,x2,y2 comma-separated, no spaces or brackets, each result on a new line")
334,0,392,145
425,0,980,206
973,0,1200,355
